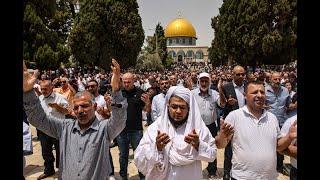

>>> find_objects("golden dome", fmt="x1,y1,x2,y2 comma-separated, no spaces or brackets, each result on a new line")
165,18,196,38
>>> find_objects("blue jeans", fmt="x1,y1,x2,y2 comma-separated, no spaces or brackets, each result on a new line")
117,130,144,180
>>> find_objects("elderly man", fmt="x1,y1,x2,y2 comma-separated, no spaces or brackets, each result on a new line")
23,59,127,180
36,80,70,179
215,81,295,180
134,86,216,180
191,72,225,178
151,75,171,122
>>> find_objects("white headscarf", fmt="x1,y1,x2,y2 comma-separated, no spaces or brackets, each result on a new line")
158,86,207,166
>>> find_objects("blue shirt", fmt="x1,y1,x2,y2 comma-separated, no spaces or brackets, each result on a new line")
265,85,291,127
151,93,166,122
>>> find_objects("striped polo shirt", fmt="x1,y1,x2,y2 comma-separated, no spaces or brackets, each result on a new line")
225,106,282,180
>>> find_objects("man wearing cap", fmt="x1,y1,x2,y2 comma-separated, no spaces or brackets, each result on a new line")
191,72,226,178
134,86,216,179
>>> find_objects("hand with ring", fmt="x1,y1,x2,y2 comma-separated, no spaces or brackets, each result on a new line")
156,130,171,151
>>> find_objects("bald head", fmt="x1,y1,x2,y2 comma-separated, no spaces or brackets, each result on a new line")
232,65,245,86
122,72,135,91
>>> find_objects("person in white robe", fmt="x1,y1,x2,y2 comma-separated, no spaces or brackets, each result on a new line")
134,86,216,180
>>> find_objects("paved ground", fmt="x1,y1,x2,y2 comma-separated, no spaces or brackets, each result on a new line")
24,123,290,180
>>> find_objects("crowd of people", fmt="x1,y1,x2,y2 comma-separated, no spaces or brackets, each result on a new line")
23,60,297,180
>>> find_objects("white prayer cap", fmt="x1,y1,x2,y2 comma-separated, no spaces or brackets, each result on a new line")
166,86,190,105
198,72,210,79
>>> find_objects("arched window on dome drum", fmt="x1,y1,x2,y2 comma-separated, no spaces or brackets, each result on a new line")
169,39,172,45
189,38,193,45
177,50,185,58
182,38,185,44
168,51,176,58
187,50,194,58
195,50,204,59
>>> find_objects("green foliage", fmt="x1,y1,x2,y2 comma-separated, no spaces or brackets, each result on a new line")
136,48,163,71
23,0,73,70
209,0,297,66
69,0,144,70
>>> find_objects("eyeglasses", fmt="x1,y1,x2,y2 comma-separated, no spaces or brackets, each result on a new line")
169,104,188,111
235,73,245,77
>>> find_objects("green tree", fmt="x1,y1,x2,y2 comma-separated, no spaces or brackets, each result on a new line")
209,0,297,67
68,0,144,70
23,0,73,70
147,23,167,65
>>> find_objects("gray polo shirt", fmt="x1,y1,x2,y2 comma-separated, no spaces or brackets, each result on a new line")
23,90,127,180
225,106,282,180
191,88,221,125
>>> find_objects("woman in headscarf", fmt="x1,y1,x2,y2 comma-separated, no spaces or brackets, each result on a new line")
134,86,216,180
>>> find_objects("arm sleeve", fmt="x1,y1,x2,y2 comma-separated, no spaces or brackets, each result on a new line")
134,127,167,177
195,128,217,162
23,91,63,139
105,91,128,141
151,97,158,122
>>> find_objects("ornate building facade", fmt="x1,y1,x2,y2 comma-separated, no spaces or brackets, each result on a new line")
164,18,209,63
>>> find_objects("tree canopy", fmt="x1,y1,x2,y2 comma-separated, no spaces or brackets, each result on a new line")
68,0,144,70
209,0,297,66
23,0,73,70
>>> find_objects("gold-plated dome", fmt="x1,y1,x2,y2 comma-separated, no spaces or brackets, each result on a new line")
165,18,196,38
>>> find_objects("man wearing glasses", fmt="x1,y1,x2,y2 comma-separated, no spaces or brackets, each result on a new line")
134,86,216,179
220,65,246,180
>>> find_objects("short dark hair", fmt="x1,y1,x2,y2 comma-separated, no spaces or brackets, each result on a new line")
160,75,169,81
88,79,99,86
244,80,265,94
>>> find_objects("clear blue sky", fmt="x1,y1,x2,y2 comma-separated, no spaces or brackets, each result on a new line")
137,0,223,47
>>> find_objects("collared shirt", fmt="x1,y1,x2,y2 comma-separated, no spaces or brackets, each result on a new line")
225,106,281,180
232,81,245,108
54,87,76,106
265,85,291,126
94,94,106,120
191,88,221,125
151,93,166,122
39,92,69,119
280,115,297,169
23,90,127,180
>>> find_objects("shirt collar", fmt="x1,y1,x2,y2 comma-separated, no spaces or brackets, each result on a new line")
44,92,55,99
73,117,99,133
196,87,212,96
233,80,243,88
241,105,268,121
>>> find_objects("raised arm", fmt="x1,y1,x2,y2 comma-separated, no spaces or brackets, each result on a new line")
105,59,128,141
23,61,63,139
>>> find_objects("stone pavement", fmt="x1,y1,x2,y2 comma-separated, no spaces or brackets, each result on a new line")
24,123,290,180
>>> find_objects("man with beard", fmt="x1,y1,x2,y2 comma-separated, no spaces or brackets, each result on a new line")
215,81,296,180
151,75,171,122
265,72,291,174
134,86,216,179
23,59,128,180
191,72,226,178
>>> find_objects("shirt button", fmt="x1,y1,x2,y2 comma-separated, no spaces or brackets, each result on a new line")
78,173,80,176
79,147,82,150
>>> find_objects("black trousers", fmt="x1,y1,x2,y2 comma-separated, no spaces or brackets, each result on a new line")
224,140,233,175
290,166,297,180
38,130,59,174
277,124,284,170
206,122,218,175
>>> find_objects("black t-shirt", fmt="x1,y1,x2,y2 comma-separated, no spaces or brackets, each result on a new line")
122,87,145,131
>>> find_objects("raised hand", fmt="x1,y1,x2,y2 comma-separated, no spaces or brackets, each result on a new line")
141,93,150,105
289,120,297,140
23,61,39,92
184,129,200,150
219,119,234,139
227,95,238,105
156,130,170,151
110,59,120,93
104,92,112,110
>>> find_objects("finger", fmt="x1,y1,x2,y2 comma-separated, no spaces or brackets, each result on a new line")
23,61,28,71
184,136,193,142
163,138,171,144
292,120,297,127
192,128,197,135
229,95,232,99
